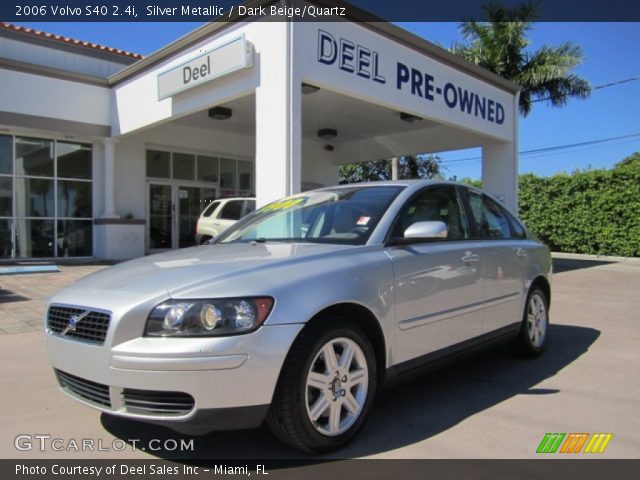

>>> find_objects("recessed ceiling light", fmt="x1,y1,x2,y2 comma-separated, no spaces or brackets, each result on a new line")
208,106,232,120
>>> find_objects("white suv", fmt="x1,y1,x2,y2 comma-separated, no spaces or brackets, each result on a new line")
195,197,256,244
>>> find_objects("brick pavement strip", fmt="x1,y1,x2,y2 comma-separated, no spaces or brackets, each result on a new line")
0,265,108,335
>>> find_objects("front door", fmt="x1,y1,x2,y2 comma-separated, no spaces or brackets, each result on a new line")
386,185,485,365
148,183,217,252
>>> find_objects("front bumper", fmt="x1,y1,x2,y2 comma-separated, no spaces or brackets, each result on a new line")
46,319,304,432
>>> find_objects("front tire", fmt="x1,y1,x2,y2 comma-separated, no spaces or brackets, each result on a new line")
515,287,549,356
266,317,377,453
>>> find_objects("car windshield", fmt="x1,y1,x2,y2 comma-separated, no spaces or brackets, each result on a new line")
215,185,404,245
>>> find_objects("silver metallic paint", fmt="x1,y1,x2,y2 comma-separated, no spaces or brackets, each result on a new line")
45,180,551,428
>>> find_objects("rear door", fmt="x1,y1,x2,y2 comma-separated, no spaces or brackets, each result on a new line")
462,189,528,333
386,185,485,364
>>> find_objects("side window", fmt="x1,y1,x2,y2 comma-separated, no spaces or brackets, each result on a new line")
506,211,526,239
243,200,256,216
467,191,512,239
201,201,220,218
390,186,469,241
219,200,244,221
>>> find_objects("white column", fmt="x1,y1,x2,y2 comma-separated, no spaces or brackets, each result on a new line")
482,140,518,212
101,138,119,218
254,22,301,208
391,157,399,180
482,92,520,213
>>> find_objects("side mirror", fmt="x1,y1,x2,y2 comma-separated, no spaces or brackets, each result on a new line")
404,221,448,240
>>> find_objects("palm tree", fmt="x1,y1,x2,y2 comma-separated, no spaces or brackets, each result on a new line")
452,1,591,116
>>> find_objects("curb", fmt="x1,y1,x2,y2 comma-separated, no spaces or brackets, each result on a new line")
552,252,640,265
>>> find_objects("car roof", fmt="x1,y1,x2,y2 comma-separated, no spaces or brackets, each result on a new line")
217,197,256,201
316,179,470,191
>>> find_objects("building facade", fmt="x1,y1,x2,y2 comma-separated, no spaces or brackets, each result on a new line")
0,10,520,261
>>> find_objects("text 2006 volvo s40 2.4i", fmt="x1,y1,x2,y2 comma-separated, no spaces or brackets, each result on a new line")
45,181,551,453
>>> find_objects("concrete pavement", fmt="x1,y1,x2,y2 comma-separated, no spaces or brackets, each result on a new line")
0,257,638,459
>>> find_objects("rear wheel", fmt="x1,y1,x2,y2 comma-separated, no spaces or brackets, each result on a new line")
515,287,549,356
266,318,377,452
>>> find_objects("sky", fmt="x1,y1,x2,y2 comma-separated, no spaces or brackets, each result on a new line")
16,21,640,180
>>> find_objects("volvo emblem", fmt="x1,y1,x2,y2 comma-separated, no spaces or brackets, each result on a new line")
61,310,90,335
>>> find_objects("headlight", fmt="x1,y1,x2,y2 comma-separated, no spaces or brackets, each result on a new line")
145,297,274,337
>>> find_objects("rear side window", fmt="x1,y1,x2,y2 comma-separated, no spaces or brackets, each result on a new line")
243,200,256,216
219,200,244,220
467,190,512,239
506,211,526,239
201,201,220,218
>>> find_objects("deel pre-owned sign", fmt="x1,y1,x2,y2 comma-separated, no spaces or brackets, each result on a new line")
317,29,507,126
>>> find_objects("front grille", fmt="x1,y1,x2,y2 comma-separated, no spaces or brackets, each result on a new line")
122,388,194,416
55,369,112,408
47,306,110,345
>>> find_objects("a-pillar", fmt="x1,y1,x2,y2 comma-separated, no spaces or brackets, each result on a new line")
254,22,301,208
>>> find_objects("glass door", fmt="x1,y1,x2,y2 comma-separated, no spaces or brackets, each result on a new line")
177,186,202,248
148,183,173,251
149,183,218,252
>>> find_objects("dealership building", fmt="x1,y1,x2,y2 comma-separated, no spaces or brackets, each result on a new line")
0,8,520,260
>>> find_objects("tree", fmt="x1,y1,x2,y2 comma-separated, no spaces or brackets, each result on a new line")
452,1,590,116
614,151,640,173
338,154,442,183
453,177,484,188
338,160,390,183
397,154,442,179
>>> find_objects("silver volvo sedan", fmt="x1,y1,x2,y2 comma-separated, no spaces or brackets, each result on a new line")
45,181,551,453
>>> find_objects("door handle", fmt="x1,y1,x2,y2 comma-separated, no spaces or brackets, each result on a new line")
515,248,528,258
461,253,480,264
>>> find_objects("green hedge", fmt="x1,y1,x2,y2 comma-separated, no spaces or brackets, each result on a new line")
518,170,640,257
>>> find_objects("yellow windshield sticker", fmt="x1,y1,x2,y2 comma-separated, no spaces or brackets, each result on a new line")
261,197,306,213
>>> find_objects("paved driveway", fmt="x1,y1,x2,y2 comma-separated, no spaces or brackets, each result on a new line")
0,265,108,334
0,257,638,459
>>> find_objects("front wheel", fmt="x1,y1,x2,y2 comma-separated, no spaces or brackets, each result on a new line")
266,318,377,453
515,287,549,356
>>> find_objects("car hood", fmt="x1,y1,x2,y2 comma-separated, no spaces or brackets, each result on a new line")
63,242,355,297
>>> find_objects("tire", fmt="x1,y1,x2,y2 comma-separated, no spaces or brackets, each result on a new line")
266,317,377,453
515,287,549,356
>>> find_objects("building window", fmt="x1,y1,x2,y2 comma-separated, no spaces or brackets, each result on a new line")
219,158,237,196
146,150,170,178
146,149,253,198
0,134,93,259
197,155,218,182
237,160,253,195
57,142,92,179
15,137,54,176
0,135,12,175
173,153,195,180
